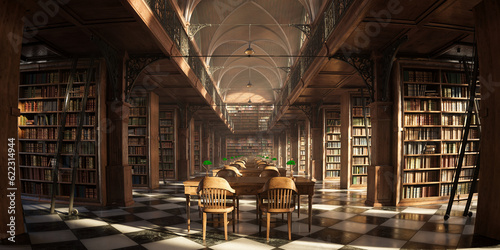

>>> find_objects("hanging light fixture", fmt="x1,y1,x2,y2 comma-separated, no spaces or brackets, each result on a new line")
246,67,252,88
244,24,255,56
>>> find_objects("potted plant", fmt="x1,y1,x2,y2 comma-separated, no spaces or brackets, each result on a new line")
202,160,212,176
286,160,296,179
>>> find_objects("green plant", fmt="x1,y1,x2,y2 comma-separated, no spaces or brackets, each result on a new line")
203,160,212,176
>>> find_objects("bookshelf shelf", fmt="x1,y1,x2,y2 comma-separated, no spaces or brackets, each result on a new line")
350,96,371,187
18,64,102,203
399,64,480,205
324,110,341,179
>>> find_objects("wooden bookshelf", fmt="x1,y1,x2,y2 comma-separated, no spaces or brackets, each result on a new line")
299,123,307,174
226,135,273,158
351,96,371,187
18,63,103,204
399,63,480,205
159,109,176,180
324,109,341,179
128,92,159,189
193,123,201,172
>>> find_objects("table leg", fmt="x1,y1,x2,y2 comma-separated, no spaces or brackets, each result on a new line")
308,194,312,232
186,194,191,232
297,195,300,218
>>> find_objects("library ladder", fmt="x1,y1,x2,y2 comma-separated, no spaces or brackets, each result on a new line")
444,56,480,220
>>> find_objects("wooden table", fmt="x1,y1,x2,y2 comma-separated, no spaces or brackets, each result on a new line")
183,176,315,232
212,168,287,177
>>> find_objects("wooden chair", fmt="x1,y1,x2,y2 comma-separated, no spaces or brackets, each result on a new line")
259,169,280,178
223,165,243,176
197,177,236,240
231,162,246,169
258,177,297,241
216,169,238,178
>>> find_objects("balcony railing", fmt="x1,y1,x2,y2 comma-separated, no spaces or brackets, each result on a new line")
268,0,353,128
143,0,232,130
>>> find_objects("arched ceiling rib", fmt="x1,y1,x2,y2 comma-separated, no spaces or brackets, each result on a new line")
177,0,326,103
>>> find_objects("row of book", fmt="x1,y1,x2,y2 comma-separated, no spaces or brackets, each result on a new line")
326,156,340,163
160,127,174,134
352,176,367,185
20,155,51,167
353,147,368,155
403,185,438,199
352,128,371,136
442,127,477,140
403,170,439,184
442,72,467,84
20,128,57,140
403,70,437,82
326,134,340,141
442,86,468,98
405,84,439,97
131,166,148,175
58,184,97,199
404,127,440,140
61,142,95,154
20,167,52,181
160,170,175,179
129,137,146,146
130,107,147,116
160,120,174,126
66,114,96,126
404,99,439,111
21,182,53,196
325,163,340,170
128,128,147,136
159,148,174,155
326,119,340,126
352,97,371,107
352,166,367,174
352,137,369,146
441,169,474,182
326,149,341,155
325,170,340,177
22,142,56,153
442,114,466,126
326,141,341,148
352,117,371,126
404,113,440,126
160,155,175,163
404,156,440,169
442,154,477,168
353,157,369,165
128,146,146,155
132,175,147,185
404,142,438,155
352,107,370,116
59,170,96,184
63,128,95,140
326,126,340,134
66,99,96,112
442,100,468,112
128,156,147,165
440,182,472,196
60,85,96,98
21,100,58,112
21,86,58,98
129,97,147,107
19,114,59,126
129,117,147,126
22,72,60,85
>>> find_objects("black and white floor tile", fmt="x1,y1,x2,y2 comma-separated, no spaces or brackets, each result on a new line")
2,180,500,250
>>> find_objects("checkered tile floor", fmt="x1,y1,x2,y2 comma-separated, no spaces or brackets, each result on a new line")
3,180,500,249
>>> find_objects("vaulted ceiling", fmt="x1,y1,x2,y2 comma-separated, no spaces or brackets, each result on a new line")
177,0,326,104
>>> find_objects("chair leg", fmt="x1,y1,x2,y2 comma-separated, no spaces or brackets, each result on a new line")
232,209,235,232
288,212,292,240
224,213,228,240
202,212,207,241
258,209,262,233
266,212,270,241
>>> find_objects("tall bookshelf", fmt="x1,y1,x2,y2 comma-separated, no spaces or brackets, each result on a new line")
128,96,149,187
325,110,341,179
299,123,307,174
351,96,371,187
128,92,159,189
18,63,103,203
400,63,480,205
159,109,176,180
226,135,273,158
193,124,201,172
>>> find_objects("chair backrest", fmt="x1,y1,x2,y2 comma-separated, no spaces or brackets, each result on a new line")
197,177,235,212
259,169,280,178
223,165,243,176
259,177,297,212
264,166,278,171
216,169,238,178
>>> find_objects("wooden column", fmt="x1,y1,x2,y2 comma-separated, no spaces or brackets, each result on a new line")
273,133,280,165
311,127,323,181
340,92,352,189
214,132,221,168
474,0,500,240
148,92,159,189
202,124,209,165
105,52,133,206
177,107,190,180
0,0,26,240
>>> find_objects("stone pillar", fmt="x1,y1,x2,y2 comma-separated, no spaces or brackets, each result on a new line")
474,0,500,240
0,0,26,240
